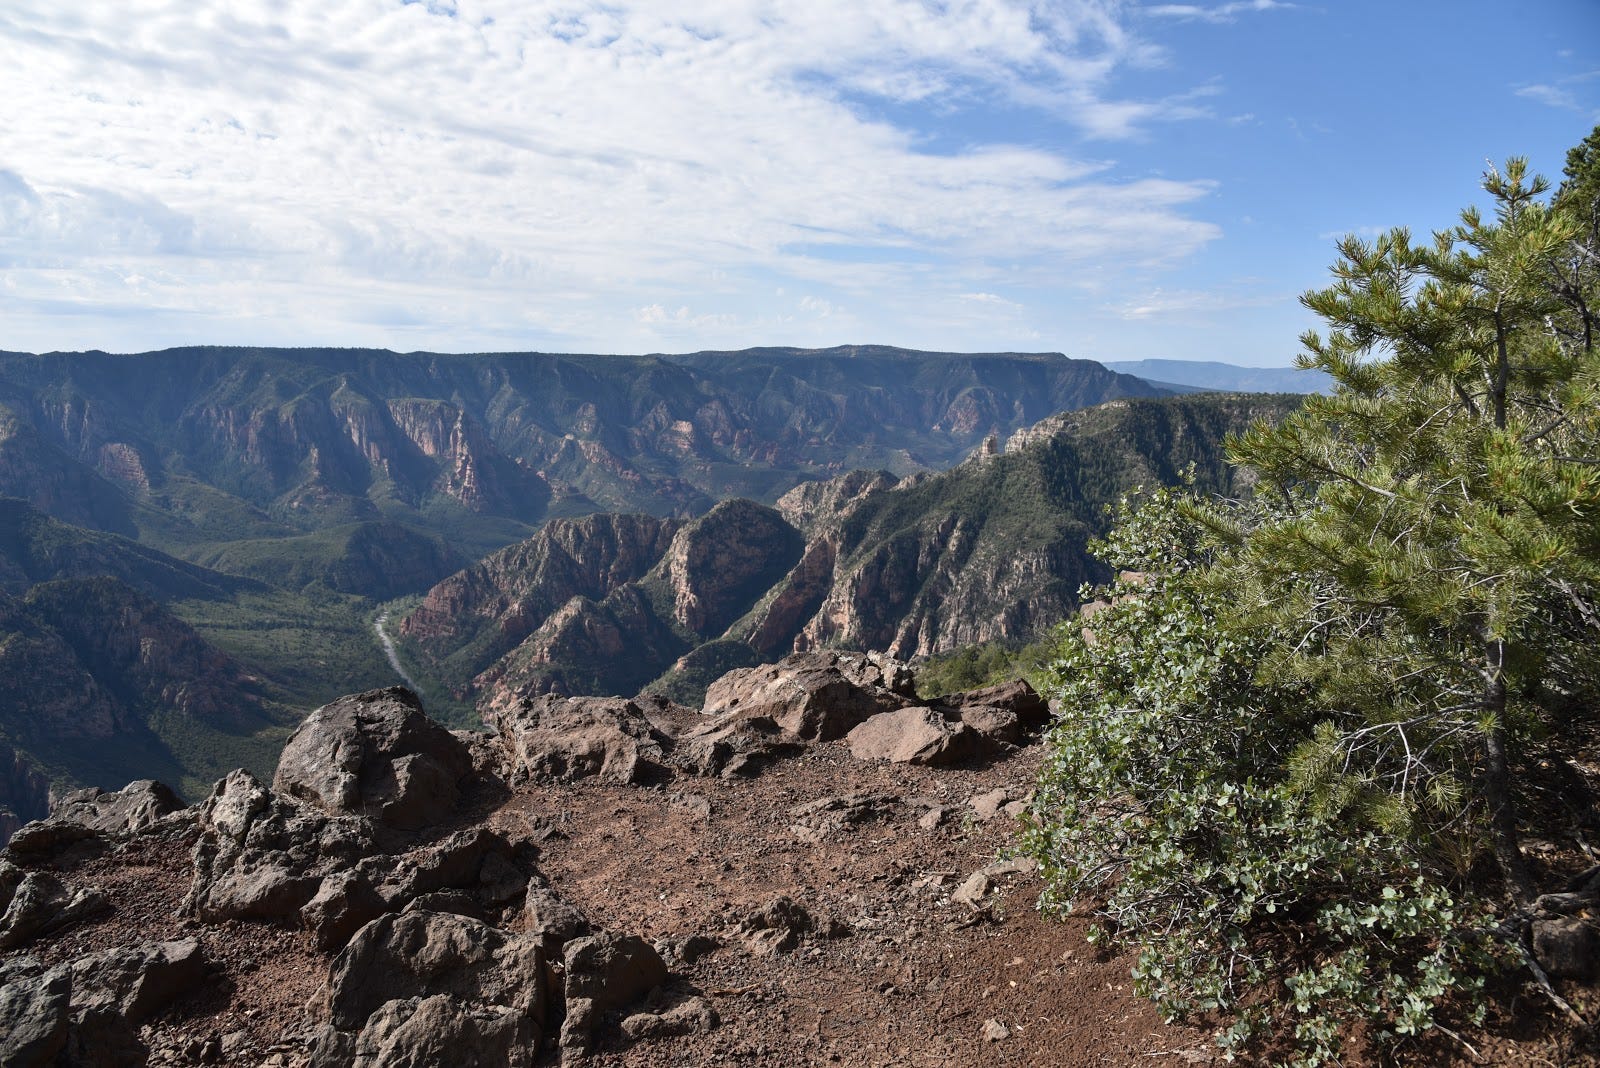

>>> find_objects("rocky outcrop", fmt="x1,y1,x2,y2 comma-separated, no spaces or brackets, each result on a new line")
699,651,917,743
485,695,672,786
273,687,473,830
0,940,207,1068
184,770,376,923
37,781,184,839
0,860,109,950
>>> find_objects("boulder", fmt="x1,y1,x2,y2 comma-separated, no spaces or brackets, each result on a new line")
845,707,976,766
559,931,668,1055
49,780,185,836
485,695,671,785
674,715,803,779
0,860,108,950
0,959,70,1067
562,931,668,1012
700,651,916,743
68,938,207,1025
184,770,375,922
378,828,529,912
274,687,472,830
933,679,1051,746
302,872,388,952
525,886,592,961
337,994,535,1068
325,910,546,1033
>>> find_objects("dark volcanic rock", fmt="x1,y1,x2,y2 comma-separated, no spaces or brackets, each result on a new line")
486,695,671,785
314,910,546,1068
559,931,669,1055
0,958,70,1066
69,938,207,1026
51,780,185,835
184,770,374,922
274,687,473,830
0,860,109,950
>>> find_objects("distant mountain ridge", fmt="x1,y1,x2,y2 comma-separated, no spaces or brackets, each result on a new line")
1103,359,1332,394
396,393,1303,712
0,346,1166,571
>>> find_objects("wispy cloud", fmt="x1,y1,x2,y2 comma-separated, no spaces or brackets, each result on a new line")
1143,0,1293,24
0,0,1228,352
1110,285,1285,321
1516,84,1580,110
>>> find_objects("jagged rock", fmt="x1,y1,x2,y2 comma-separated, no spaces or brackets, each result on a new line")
6,780,186,858
486,695,670,785
3,819,100,858
845,706,977,766
699,651,917,744
273,687,472,830
0,959,70,1066
325,910,546,1032
559,931,669,1055
0,860,109,950
620,995,719,1042
525,887,592,962
381,828,529,908
341,994,536,1068
70,938,207,1024
933,680,1051,746
184,770,375,922
51,780,185,836
65,939,208,1067
302,872,388,952
674,715,803,779
1533,914,1600,980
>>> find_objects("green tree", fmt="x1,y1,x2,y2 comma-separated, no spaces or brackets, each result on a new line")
1028,132,1600,1064
1220,153,1600,904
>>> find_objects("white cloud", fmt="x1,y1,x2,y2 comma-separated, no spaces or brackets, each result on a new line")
1516,84,1579,110
0,0,1226,352
1143,0,1292,23
1111,284,1283,320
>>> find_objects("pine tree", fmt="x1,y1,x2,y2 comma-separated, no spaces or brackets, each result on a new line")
1218,151,1600,905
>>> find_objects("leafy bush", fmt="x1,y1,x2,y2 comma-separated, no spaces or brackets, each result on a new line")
1024,490,1497,1064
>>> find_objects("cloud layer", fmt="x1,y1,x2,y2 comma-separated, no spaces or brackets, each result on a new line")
0,0,1234,352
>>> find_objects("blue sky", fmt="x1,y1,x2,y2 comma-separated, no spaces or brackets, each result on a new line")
1,0,1596,365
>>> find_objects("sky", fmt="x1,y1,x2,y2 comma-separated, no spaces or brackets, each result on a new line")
1,1,1597,365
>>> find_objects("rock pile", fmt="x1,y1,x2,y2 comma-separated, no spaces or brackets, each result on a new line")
0,652,1053,1065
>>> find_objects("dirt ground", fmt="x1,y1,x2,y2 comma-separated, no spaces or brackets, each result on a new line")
11,726,1599,1066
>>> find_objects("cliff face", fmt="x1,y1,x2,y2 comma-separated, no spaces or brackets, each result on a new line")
408,500,805,709
398,394,1304,708
0,577,275,803
0,738,50,842
399,512,683,688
